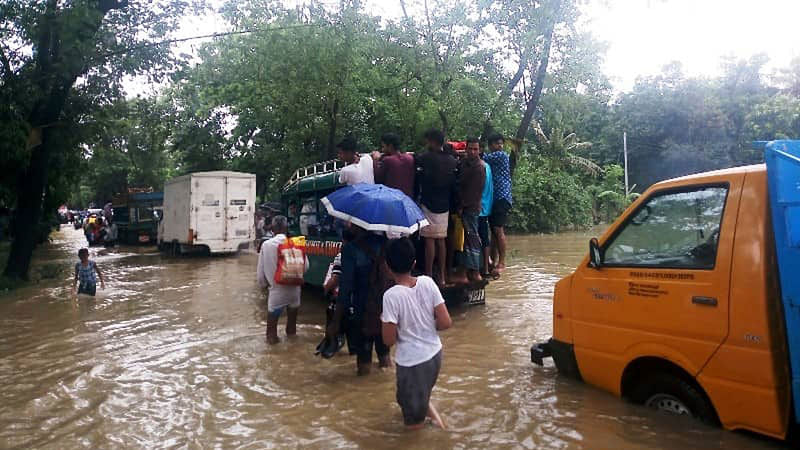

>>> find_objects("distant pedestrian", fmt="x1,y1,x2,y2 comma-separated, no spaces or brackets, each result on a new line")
338,136,374,185
381,237,452,430
483,133,512,274
72,248,105,296
373,132,415,198
257,215,309,344
415,129,457,286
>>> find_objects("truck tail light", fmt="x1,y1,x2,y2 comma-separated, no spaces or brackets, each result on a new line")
188,228,194,244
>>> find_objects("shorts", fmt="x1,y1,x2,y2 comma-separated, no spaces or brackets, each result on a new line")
419,205,448,239
489,199,512,228
78,282,96,296
396,351,442,425
267,288,301,316
478,216,491,249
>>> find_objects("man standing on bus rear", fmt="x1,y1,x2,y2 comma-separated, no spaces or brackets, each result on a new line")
415,129,457,287
453,137,485,283
372,132,415,198
337,136,374,185
257,215,309,344
483,133,513,275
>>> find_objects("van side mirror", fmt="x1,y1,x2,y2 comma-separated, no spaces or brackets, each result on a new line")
589,238,603,269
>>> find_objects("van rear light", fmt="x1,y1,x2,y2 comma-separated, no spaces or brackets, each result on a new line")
188,228,194,244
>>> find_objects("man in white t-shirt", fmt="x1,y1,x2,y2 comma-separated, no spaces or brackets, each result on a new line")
337,136,374,185
381,237,452,430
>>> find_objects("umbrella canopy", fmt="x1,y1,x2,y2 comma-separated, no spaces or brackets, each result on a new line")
321,183,428,235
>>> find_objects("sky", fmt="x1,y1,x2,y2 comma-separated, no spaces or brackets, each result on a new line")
582,0,800,90
136,0,800,95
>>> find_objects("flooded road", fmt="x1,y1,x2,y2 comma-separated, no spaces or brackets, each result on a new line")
0,227,781,449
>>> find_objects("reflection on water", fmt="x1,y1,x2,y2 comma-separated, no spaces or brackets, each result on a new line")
0,227,780,448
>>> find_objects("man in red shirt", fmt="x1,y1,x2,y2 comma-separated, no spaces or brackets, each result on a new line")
372,133,415,198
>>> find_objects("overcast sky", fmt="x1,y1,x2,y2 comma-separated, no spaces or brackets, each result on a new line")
149,0,800,95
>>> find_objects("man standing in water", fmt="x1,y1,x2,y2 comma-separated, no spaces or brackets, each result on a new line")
483,133,513,274
257,215,308,344
415,129,457,286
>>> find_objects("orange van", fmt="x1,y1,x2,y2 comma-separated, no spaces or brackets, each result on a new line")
532,163,794,439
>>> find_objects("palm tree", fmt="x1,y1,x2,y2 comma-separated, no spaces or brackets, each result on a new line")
531,121,602,177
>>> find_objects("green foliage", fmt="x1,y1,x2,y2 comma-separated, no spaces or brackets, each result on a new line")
509,156,593,233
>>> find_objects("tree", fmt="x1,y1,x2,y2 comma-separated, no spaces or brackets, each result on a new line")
1,0,194,279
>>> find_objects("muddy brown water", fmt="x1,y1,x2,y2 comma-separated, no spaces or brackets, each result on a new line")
0,226,782,449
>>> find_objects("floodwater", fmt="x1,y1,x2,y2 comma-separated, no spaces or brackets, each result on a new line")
0,226,782,449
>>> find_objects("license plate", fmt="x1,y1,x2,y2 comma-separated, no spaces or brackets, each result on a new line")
467,288,485,305
138,235,150,243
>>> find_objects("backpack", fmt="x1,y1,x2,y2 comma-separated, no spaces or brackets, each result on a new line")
274,237,306,286
356,239,395,336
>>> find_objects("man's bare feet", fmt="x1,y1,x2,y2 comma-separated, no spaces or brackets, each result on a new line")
427,402,446,429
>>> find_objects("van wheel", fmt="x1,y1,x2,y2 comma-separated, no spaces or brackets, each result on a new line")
632,373,718,425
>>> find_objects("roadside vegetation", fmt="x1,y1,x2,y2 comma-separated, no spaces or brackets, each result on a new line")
2,0,799,278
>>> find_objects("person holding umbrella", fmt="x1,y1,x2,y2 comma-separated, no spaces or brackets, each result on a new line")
321,183,429,375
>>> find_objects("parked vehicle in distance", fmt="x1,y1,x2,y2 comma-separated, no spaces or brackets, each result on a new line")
158,171,256,255
112,191,163,245
531,140,800,440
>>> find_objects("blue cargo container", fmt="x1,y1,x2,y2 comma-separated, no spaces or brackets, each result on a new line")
764,140,800,422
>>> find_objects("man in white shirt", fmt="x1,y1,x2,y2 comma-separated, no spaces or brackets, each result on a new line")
381,237,452,430
337,136,374,185
257,215,308,344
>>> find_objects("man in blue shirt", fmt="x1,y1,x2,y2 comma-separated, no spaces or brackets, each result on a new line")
482,133,513,274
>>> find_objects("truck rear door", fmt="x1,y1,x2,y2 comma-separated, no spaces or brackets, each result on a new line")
571,176,744,392
194,176,226,242
225,176,254,242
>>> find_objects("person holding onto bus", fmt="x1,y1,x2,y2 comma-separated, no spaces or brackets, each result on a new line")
372,132,415,198
451,137,486,284
478,144,493,276
337,135,374,185
483,133,513,275
415,129,457,287
257,215,309,345
381,237,452,430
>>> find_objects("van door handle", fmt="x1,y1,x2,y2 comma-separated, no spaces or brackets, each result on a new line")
692,296,718,306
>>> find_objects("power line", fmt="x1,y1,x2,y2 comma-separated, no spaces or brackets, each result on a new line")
95,23,321,61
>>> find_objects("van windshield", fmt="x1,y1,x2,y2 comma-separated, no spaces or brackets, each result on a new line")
603,187,728,269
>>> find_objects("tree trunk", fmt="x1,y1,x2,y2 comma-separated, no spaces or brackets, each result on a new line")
326,98,339,159
515,9,558,142
438,109,449,137
4,129,53,279
483,50,529,139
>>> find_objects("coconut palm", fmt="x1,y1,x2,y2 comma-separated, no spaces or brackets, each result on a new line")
531,121,602,176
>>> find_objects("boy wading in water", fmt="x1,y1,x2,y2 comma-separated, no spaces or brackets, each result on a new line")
380,238,452,430
72,248,105,296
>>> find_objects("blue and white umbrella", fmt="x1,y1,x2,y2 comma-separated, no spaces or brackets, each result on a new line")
321,183,428,235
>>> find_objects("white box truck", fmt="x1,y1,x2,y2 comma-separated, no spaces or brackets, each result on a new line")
158,171,256,254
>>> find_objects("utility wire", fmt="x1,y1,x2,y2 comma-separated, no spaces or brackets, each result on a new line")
94,23,320,61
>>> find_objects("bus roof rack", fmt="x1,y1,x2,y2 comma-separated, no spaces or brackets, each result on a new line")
284,158,345,190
